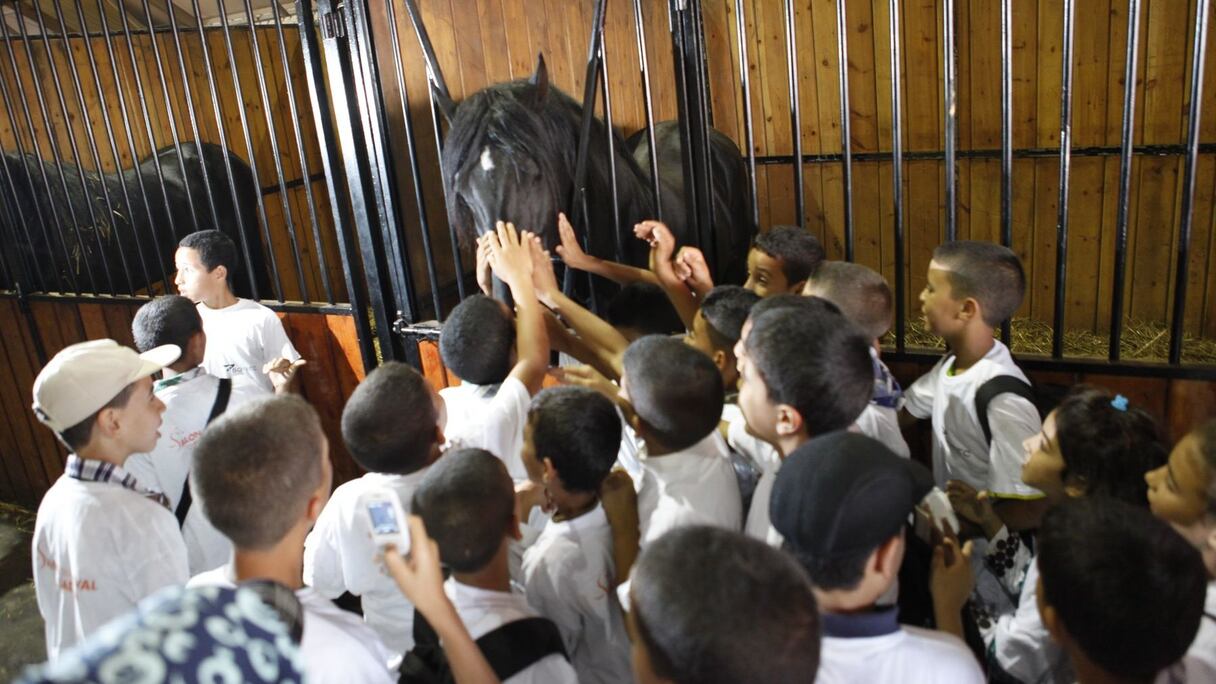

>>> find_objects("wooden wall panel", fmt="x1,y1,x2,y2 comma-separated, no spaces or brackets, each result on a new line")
0,298,367,507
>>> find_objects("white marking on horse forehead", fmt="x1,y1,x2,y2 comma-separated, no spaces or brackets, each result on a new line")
479,147,495,172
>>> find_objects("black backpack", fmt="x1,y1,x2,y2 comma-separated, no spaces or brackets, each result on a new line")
399,610,569,684
973,375,1068,445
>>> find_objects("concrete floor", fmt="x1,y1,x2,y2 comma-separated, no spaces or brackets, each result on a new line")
0,504,45,681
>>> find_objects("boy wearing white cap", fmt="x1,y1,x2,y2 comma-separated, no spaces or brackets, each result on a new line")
30,339,190,659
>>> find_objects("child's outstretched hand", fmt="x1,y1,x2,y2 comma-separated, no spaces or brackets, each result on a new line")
674,247,714,297
930,533,975,613
485,221,533,292
475,233,494,296
555,212,594,271
551,364,617,400
946,479,1003,539
265,357,307,394
525,230,560,305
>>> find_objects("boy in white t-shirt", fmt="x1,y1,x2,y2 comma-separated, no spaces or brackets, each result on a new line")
438,222,549,482
410,447,577,683
126,295,261,574
903,241,1046,532
733,295,874,544
303,361,446,654
29,339,188,659
519,386,632,684
175,230,303,396
188,395,393,684
770,432,983,684
804,260,911,458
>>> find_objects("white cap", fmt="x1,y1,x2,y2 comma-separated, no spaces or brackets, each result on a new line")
32,339,181,432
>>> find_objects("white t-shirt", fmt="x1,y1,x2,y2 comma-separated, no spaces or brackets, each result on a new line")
33,475,190,659
816,609,984,684
903,341,1043,497
445,578,579,684
125,367,260,575
1158,581,1216,683
855,403,911,459
521,504,632,684
198,298,300,395
189,564,394,684
636,432,743,544
743,459,785,547
303,469,430,654
440,377,531,482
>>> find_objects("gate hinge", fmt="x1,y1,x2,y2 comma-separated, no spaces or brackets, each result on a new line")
319,5,346,40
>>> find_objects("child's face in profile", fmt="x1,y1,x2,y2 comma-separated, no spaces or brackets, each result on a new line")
1146,434,1211,530
743,248,790,298
110,375,167,455
174,247,221,304
1021,410,1068,503
919,262,965,337
735,335,780,446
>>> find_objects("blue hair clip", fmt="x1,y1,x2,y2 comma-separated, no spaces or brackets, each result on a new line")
1111,394,1129,412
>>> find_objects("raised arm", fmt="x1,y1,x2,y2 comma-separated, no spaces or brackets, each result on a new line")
634,220,699,330
486,221,550,395
556,212,659,287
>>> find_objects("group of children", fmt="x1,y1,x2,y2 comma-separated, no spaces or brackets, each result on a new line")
21,220,1216,684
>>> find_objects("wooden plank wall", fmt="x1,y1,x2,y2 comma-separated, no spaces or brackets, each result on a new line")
374,0,1216,341
0,297,366,507
0,27,347,305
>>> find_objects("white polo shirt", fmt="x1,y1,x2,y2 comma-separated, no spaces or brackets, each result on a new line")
125,367,260,575
303,468,431,655
816,607,984,683
198,298,300,395
189,564,394,684
445,578,578,684
521,504,632,684
440,377,531,482
904,341,1043,497
33,474,189,659
636,432,743,544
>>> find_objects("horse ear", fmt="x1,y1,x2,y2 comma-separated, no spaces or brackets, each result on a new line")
432,82,457,124
529,53,550,106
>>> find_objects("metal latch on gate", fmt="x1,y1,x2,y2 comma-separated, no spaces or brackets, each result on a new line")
320,6,346,40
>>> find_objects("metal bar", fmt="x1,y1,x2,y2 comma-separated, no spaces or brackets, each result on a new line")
216,0,285,302
96,0,169,294
165,1,222,235
345,0,419,325
425,85,465,302
999,0,1013,343
881,348,1216,381
783,0,804,229
240,0,310,303
384,0,442,318
690,0,716,240
1052,0,1076,360
0,149,42,292
49,0,129,295
297,0,381,369
633,0,663,221
12,14,97,294
0,44,51,292
71,0,152,296
755,143,1216,164
889,0,905,352
1110,0,1142,362
186,0,262,300
599,36,624,264
269,2,331,303
667,0,699,251
569,0,608,234
1169,0,1210,364
943,0,957,243
401,0,452,102
139,0,203,238
836,0,853,260
115,0,183,278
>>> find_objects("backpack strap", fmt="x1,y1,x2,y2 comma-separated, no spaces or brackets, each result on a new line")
175,379,233,528
475,617,569,681
974,376,1036,446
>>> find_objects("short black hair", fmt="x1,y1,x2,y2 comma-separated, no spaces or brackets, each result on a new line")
440,295,515,385
1038,498,1207,681
745,297,872,435
193,395,326,550
606,281,684,338
749,291,841,321
1052,386,1166,507
631,526,820,684
341,362,438,475
58,382,137,451
132,295,203,354
410,447,514,573
932,241,1026,326
787,546,873,592
623,335,724,451
699,285,760,353
754,226,825,285
528,386,621,493
179,230,238,289
806,261,893,340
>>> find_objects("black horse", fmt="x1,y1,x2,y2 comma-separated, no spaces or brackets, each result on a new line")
0,142,270,299
436,56,754,303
